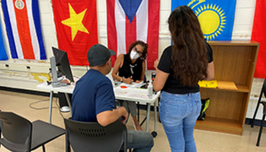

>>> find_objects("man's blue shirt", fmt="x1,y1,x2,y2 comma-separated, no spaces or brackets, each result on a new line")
71,69,116,122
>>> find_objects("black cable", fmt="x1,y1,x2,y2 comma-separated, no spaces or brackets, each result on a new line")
55,97,65,119
29,99,57,110
29,97,66,120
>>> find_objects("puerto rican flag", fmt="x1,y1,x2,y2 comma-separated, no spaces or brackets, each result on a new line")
107,0,160,69
251,0,266,78
1,0,46,60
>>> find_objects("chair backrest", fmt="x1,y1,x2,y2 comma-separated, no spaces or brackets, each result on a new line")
0,111,32,151
64,118,127,152
259,79,266,102
262,79,266,97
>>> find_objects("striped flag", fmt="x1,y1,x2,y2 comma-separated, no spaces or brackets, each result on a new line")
0,21,8,60
172,0,236,41
52,0,98,66
251,0,266,78
1,0,46,60
107,0,160,69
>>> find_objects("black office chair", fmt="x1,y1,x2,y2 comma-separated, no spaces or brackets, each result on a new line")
250,78,266,146
0,111,65,151
64,118,128,152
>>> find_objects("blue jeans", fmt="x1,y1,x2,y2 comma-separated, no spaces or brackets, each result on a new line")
120,130,154,152
159,91,201,152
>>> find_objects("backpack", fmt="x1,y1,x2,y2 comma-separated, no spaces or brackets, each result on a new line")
197,98,210,120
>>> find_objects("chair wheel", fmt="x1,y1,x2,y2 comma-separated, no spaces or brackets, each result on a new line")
151,131,157,138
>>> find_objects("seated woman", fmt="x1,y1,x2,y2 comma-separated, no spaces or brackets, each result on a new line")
112,40,148,131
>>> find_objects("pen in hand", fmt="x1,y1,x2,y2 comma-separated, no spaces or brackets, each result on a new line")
123,76,133,84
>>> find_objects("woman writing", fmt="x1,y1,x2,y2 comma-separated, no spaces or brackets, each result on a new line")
153,6,214,152
112,40,148,131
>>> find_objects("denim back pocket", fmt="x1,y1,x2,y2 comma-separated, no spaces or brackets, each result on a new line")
161,93,187,120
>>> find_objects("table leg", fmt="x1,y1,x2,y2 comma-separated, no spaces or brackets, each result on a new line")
64,93,72,117
145,103,151,132
151,99,158,138
137,102,140,121
49,91,53,123
154,99,157,132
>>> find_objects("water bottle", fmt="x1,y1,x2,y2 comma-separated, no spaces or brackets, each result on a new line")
148,81,153,98
151,72,156,82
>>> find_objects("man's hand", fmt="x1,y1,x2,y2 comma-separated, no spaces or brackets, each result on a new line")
121,113,129,124
120,107,129,124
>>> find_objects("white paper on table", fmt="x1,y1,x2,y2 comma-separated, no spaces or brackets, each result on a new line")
118,81,145,88
114,87,150,99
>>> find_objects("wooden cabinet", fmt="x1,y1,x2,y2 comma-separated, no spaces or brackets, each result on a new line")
195,41,259,135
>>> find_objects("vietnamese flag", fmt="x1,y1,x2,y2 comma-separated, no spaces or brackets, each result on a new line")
251,0,266,78
52,0,98,66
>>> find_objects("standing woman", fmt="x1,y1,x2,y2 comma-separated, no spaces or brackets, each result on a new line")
112,40,148,131
153,6,214,152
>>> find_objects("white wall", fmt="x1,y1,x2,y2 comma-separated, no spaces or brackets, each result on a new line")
0,0,263,119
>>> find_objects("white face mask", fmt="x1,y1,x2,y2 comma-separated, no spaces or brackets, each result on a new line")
130,50,140,60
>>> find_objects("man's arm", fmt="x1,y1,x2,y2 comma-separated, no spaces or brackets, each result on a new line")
96,107,128,126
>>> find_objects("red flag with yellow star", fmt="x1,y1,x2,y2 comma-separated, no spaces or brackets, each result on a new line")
52,0,98,65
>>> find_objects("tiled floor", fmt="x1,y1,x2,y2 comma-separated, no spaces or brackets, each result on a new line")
1,89,266,152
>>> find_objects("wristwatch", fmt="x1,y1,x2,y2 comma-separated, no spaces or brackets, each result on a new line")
120,77,123,82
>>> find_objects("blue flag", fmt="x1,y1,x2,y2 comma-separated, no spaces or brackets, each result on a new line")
0,22,8,60
172,0,236,41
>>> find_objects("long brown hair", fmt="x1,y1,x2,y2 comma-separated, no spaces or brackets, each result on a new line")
168,6,208,86
127,40,148,61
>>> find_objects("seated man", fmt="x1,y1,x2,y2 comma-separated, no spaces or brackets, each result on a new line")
71,44,154,152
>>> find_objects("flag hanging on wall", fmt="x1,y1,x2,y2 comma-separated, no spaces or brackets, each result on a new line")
1,0,46,60
172,0,236,41
52,0,98,66
0,22,8,60
251,0,266,78
107,0,160,69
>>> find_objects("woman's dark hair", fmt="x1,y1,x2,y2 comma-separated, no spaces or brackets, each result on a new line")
127,40,148,60
168,6,208,86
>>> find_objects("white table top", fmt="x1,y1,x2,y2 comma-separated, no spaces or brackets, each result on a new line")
37,83,74,94
36,83,160,104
